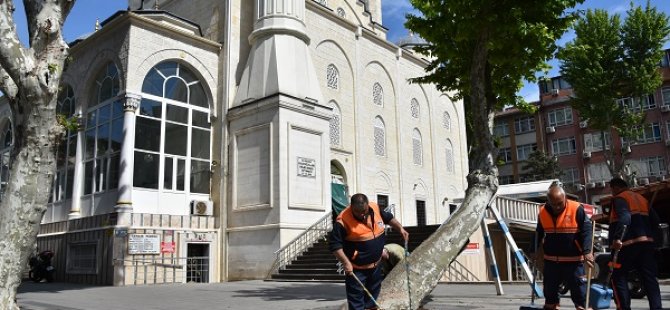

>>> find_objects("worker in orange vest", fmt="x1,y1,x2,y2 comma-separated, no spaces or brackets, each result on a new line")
536,182,593,310
329,193,408,310
608,177,662,310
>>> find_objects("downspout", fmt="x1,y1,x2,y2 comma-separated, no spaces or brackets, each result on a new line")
219,0,233,282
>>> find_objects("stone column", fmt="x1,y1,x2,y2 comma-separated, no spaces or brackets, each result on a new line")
115,93,141,212
68,115,87,219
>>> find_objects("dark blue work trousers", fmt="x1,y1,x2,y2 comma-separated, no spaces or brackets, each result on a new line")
543,260,587,308
611,242,662,310
345,265,382,310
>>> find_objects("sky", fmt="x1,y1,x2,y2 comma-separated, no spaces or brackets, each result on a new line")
382,0,670,103
10,0,670,103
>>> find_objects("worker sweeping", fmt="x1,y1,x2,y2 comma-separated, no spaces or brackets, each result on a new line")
536,182,594,310
329,193,409,310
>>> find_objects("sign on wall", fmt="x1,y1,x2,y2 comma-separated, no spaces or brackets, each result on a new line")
462,242,480,255
296,157,316,178
128,234,161,254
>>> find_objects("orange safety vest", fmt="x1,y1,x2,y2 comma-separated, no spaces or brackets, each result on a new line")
539,199,585,262
609,190,654,246
336,202,387,269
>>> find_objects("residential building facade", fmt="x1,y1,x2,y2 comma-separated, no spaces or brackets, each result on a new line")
495,48,670,204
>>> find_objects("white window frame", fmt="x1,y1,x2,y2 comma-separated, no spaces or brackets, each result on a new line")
514,116,535,134
662,87,670,106
561,167,579,185
583,132,611,153
493,120,509,137
551,137,576,156
547,106,573,127
498,147,512,164
516,143,536,161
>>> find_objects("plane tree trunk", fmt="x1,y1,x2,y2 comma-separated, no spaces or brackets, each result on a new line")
378,29,498,309
0,1,74,309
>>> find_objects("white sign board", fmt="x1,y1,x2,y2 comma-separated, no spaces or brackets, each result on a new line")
296,157,316,178
128,234,161,254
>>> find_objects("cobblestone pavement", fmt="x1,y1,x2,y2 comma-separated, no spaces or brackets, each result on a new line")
17,281,670,309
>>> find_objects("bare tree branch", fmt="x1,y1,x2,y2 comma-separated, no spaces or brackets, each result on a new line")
0,0,34,87
0,66,18,100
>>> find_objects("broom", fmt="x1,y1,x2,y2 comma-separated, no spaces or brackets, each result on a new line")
520,231,543,310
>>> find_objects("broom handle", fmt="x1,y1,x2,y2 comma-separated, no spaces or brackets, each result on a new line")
585,218,596,308
350,272,383,309
605,225,627,288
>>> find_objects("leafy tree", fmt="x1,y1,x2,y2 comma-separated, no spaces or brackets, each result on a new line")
522,151,563,181
557,4,670,183
377,1,583,308
0,1,75,308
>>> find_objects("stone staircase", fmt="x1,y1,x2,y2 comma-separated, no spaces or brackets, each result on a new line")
268,225,440,282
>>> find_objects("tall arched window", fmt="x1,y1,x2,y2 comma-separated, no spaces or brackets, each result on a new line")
443,111,451,131
326,64,339,90
410,98,420,119
84,63,123,195
51,85,77,202
374,116,385,156
446,139,455,174
412,128,422,165
373,83,384,107
330,102,341,146
135,61,211,194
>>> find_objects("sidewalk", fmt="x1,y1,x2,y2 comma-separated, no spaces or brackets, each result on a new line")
17,280,670,309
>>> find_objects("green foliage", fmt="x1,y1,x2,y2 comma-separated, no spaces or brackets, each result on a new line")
557,3,670,140
522,150,563,180
56,114,79,132
406,0,584,110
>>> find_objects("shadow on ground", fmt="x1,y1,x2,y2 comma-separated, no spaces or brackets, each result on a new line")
18,281,101,294
232,283,344,302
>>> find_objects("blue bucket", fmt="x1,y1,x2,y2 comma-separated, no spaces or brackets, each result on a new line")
590,283,613,309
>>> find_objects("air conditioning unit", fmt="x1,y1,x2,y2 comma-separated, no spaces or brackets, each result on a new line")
665,139,670,147
586,182,596,189
582,151,592,159
661,105,670,113
579,121,588,129
596,181,606,188
190,200,213,216
638,177,650,185
660,171,667,178
550,89,560,96
546,126,556,133
622,144,632,154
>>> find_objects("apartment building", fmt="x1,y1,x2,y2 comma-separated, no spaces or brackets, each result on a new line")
495,48,670,204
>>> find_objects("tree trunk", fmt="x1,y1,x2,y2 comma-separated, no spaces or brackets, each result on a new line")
378,29,498,309
0,96,59,309
0,1,72,308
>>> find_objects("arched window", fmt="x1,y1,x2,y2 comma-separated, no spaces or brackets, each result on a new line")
337,7,346,18
330,102,341,146
446,139,455,174
443,111,451,131
51,85,77,202
135,61,211,194
83,63,124,196
326,64,339,90
410,98,420,119
373,83,384,107
413,128,422,165
374,116,385,156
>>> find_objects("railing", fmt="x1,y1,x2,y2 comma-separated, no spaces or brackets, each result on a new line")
265,211,333,279
514,252,543,281
117,256,210,285
446,259,480,282
487,196,541,224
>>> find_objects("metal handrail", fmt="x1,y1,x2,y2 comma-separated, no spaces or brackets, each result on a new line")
487,196,542,223
447,259,480,282
265,211,333,279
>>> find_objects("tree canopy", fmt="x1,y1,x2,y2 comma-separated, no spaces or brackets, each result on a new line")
377,1,584,308
522,150,563,181
557,3,669,177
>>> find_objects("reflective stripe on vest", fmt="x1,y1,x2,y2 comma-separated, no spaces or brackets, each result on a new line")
352,258,382,270
543,254,585,262
622,235,654,246
336,202,386,242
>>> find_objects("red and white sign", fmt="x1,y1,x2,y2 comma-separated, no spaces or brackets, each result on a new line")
160,241,175,254
463,242,480,254
583,204,594,217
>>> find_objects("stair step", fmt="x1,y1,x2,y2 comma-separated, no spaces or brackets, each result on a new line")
278,269,340,275
285,263,337,269
271,274,345,281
